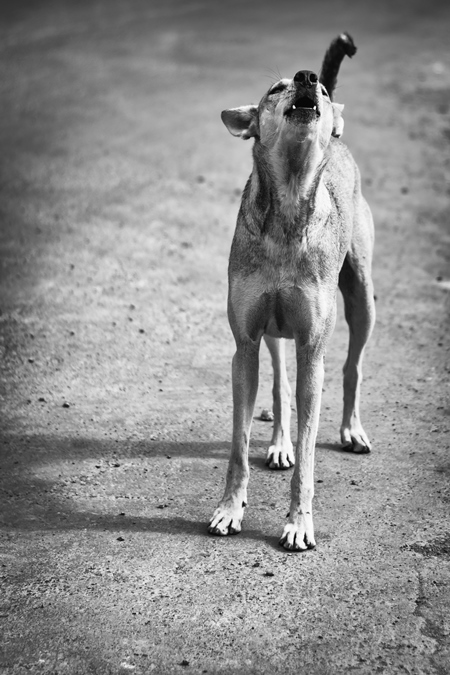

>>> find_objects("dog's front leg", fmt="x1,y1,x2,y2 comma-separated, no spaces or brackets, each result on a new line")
263,336,294,469
209,338,260,536
279,346,324,551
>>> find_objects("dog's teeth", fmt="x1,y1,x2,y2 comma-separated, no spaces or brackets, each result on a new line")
292,104,296,110
313,105,317,110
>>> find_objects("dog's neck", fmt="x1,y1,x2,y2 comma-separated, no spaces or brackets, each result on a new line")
251,135,329,225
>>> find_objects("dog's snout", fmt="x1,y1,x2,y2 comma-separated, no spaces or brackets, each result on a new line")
293,70,318,88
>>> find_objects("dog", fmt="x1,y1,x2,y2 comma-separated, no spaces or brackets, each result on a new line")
208,34,375,551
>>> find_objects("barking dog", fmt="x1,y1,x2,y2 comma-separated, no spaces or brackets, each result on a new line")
209,34,375,551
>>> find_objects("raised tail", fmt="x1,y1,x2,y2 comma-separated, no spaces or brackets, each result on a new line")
319,33,357,100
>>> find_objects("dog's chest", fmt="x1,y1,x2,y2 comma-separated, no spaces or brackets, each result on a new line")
255,216,339,287
262,232,312,278
228,227,339,340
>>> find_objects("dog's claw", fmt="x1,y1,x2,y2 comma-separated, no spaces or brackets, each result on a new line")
208,503,245,536
342,441,370,454
265,443,295,470
279,517,316,552
267,459,294,470
208,523,241,536
279,538,308,552
340,425,371,454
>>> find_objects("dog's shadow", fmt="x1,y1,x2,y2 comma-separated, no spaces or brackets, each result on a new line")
1,433,342,549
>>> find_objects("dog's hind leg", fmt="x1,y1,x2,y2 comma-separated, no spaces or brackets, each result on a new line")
338,254,376,453
208,338,260,535
263,336,294,469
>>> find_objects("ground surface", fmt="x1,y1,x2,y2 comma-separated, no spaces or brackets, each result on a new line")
1,1,450,673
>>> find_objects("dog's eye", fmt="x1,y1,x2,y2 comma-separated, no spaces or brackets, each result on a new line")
268,84,286,96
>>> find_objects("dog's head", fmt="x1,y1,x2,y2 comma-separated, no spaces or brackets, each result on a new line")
221,70,344,150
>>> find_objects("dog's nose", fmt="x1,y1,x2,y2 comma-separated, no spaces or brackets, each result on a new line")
293,70,318,88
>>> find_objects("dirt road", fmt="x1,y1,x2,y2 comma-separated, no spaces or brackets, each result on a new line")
1,1,450,673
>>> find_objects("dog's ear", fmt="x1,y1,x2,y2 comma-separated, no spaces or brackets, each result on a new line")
331,102,344,138
221,106,259,140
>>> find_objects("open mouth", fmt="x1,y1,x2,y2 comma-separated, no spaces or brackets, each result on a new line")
285,94,320,120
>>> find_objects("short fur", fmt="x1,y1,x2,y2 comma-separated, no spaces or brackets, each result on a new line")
319,32,357,100
209,35,375,551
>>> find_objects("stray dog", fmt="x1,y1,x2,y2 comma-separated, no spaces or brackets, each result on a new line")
209,34,375,551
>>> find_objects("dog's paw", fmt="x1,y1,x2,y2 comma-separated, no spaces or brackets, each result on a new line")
279,514,316,552
208,502,245,536
340,424,371,454
265,442,295,470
